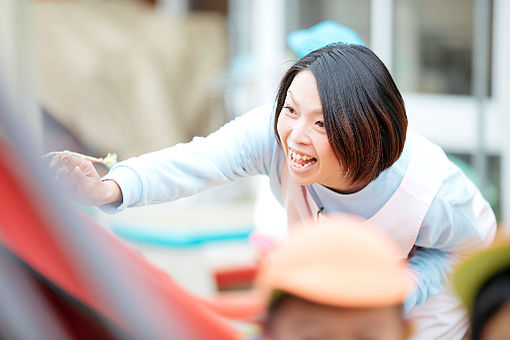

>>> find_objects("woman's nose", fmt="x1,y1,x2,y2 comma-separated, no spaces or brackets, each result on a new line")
289,121,312,145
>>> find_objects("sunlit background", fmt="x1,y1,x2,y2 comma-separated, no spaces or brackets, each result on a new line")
1,0,509,298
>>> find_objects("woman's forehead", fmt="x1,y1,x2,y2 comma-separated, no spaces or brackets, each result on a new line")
286,71,323,115
286,91,323,117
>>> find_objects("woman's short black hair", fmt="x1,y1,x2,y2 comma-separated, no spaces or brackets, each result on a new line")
472,267,510,340
274,43,407,186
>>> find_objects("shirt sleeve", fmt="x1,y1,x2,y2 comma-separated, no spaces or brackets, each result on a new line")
403,163,497,312
100,104,277,213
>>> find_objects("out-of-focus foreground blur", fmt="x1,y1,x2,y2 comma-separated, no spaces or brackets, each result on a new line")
0,0,509,328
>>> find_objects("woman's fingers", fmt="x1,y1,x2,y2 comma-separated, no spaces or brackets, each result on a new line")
49,152,111,205
70,164,95,189
49,152,89,171
49,153,68,169
49,155,60,168
55,165,71,182
55,166,76,195
62,154,86,170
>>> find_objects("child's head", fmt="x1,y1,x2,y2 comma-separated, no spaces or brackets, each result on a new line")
274,44,407,192
454,238,510,340
257,217,414,340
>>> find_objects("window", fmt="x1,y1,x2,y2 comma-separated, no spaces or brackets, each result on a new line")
393,0,493,95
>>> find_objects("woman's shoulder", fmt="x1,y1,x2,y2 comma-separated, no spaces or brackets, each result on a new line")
405,129,470,196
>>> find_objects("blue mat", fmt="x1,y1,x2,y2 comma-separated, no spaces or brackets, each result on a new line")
112,221,254,248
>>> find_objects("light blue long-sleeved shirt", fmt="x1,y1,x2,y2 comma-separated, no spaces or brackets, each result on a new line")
102,104,496,312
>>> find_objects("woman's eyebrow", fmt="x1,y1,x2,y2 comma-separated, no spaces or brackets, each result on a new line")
287,90,323,115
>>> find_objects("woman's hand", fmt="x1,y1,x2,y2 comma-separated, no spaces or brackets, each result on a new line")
50,152,122,206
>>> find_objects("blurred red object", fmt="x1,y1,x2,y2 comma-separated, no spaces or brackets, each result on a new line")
0,136,240,339
197,291,263,321
214,265,259,291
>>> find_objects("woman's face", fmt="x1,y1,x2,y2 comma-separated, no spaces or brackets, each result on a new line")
277,69,349,192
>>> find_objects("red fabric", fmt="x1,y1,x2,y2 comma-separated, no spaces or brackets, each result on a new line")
0,140,239,339
214,265,259,290
197,291,263,321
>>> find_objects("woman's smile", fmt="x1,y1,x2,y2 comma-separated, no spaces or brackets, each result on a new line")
288,148,317,171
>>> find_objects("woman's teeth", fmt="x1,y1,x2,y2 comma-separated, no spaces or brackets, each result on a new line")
290,150,317,168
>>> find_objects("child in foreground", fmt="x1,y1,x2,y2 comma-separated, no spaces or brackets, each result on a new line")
255,217,414,340
454,236,510,340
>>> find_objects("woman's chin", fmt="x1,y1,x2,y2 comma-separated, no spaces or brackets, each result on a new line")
288,166,316,186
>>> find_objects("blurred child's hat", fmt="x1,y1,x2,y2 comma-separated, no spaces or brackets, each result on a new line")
288,20,366,58
454,236,510,312
256,216,415,308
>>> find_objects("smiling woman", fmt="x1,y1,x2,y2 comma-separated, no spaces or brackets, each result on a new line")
50,43,496,340
274,44,406,193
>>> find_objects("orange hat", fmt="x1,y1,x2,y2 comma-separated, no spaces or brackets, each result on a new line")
256,217,415,308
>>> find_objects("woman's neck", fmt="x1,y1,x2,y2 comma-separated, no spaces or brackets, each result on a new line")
323,180,369,195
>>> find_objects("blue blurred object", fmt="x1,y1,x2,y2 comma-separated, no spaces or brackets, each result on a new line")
112,220,253,248
288,20,366,58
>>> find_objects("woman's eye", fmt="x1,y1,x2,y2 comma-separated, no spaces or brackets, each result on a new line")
315,121,325,128
284,106,296,116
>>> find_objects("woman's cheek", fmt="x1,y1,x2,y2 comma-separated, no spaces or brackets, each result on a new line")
276,116,288,144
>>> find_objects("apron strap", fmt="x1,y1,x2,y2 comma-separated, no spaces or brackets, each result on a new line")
364,131,450,257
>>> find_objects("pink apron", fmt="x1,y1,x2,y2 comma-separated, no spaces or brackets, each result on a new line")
252,130,496,339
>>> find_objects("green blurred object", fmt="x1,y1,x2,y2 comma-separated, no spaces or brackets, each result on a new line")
454,237,510,312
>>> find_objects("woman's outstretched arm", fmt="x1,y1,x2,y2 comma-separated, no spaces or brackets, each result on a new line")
96,105,276,212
